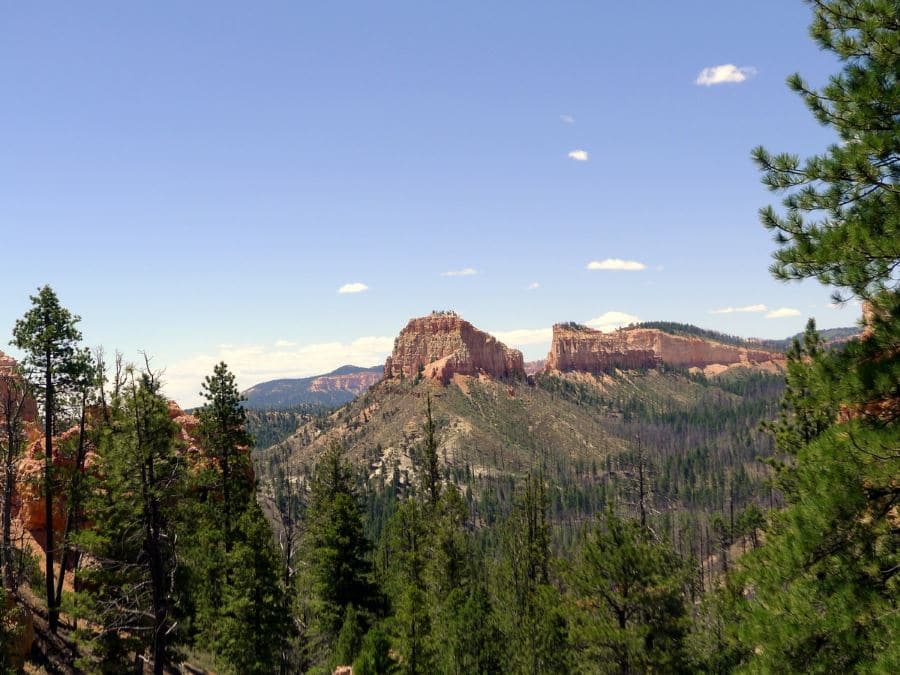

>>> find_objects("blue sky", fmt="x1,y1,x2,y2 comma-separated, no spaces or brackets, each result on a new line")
1,1,862,405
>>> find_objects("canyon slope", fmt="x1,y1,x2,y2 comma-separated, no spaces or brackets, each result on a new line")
257,314,794,522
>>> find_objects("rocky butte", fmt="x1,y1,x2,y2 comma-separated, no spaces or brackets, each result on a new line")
384,312,525,384
546,323,783,373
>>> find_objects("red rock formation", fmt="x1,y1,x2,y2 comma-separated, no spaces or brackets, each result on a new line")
308,370,381,396
14,399,249,539
546,324,783,373
384,312,525,384
0,350,38,423
15,424,99,534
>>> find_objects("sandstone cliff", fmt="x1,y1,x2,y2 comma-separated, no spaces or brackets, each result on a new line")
307,369,382,396
546,324,783,374
384,312,525,384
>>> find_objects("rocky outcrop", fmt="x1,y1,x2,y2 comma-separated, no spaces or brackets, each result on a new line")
546,324,783,374
0,350,38,423
307,369,382,396
384,312,525,384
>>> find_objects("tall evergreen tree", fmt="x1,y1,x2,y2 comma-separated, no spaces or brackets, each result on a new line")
427,488,503,674
299,441,378,666
734,1,900,669
419,394,441,510
196,362,254,554
209,504,292,674
182,362,293,673
385,498,432,674
569,507,691,674
11,285,86,633
496,473,570,675
76,365,184,673
751,0,899,302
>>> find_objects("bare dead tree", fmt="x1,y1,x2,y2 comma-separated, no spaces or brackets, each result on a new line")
273,443,305,590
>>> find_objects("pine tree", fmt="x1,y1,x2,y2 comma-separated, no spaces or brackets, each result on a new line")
75,364,184,673
196,362,254,555
496,473,570,675
734,1,900,669
299,441,378,666
569,507,691,674
751,0,899,302
385,498,432,674
419,394,440,509
11,285,87,633
209,503,292,674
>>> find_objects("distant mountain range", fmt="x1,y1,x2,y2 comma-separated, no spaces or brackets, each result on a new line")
255,314,795,534
243,324,861,410
243,364,382,409
759,325,862,350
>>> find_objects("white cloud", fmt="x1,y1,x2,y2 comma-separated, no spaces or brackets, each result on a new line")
526,282,540,290
710,304,768,315
586,258,647,271
567,149,589,161
490,327,553,347
586,311,640,332
765,307,801,319
560,114,575,125
695,64,757,86
274,339,297,348
441,268,478,277
338,282,369,294
162,336,394,408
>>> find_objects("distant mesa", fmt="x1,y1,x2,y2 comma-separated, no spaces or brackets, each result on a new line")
243,316,860,408
243,365,383,409
384,311,525,384
546,323,784,374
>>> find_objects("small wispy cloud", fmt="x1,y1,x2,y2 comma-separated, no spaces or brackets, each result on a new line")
567,149,589,161
766,307,801,319
695,64,757,86
560,114,575,125
338,282,369,294
586,311,640,332
526,282,540,290
586,258,647,271
441,268,478,277
710,304,767,315
274,339,297,348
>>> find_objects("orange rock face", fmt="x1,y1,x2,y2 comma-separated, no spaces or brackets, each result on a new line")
384,313,525,384
0,350,38,424
308,370,381,395
15,423,99,534
546,324,783,373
